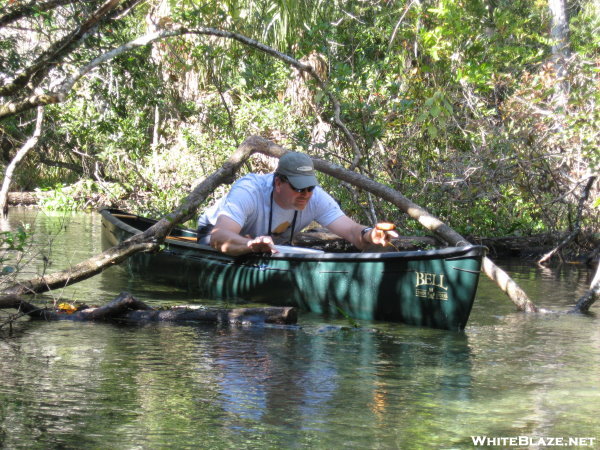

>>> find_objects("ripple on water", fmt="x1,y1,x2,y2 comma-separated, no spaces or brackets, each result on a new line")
1,209,599,448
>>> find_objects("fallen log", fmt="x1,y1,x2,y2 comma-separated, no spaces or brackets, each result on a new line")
7,191,46,206
0,292,298,325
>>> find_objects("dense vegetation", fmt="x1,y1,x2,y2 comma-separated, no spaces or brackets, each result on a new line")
0,0,598,241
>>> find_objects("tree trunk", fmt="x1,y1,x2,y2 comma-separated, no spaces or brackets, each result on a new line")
0,107,44,216
0,292,298,325
548,0,571,109
549,0,571,67
2,136,537,313
572,262,600,312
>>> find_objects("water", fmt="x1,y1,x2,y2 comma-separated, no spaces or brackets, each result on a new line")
0,209,598,449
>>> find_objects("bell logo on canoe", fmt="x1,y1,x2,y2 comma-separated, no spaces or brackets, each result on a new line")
415,272,448,300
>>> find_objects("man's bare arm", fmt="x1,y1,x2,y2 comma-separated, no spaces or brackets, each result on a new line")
210,215,278,256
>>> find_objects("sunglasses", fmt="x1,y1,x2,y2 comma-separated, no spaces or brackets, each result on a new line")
279,175,316,193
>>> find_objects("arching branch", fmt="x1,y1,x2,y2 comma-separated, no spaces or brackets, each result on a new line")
3,136,537,313
0,0,79,28
2,136,263,296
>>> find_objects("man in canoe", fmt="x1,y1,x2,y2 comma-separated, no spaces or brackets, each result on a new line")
197,151,398,255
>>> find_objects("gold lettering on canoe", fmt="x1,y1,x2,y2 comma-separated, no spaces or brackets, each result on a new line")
415,271,449,300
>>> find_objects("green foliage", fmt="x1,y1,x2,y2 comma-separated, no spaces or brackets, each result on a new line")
569,0,600,57
0,225,28,252
37,181,127,211
0,224,29,277
2,0,598,238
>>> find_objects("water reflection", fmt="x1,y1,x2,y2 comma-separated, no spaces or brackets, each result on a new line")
0,208,599,448
191,323,477,444
0,315,479,448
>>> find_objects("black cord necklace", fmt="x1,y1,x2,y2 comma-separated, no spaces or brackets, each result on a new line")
268,188,298,245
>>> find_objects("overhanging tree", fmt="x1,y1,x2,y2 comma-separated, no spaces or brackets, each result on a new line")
1,1,597,311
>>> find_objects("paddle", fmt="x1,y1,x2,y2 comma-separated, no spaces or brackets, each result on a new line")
166,235,197,242
113,213,197,243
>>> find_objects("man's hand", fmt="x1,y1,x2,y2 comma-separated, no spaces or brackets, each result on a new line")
368,223,399,247
246,235,279,254
211,216,279,256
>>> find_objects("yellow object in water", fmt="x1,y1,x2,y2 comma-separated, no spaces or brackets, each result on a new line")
57,303,77,314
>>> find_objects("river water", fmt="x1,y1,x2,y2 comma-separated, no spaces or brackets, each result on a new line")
0,209,598,449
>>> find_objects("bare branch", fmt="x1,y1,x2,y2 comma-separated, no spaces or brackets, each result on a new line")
0,106,45,216
1,136,264,296
388,0,417,52
538,175,597,264
572,262,600,312
0,0,81,28
0,0,141,97
305,148,538,312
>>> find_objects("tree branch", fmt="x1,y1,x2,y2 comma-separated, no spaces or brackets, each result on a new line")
572,262,600,313
0,94,61,118
538,175,597,264
0,106,44,216
304,145,538,312
0,0,141,98
0,25,361,166
1,136,264,296
0,0,79,28
2,136,537,312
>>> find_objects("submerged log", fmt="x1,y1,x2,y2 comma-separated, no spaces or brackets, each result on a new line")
0,292,297,325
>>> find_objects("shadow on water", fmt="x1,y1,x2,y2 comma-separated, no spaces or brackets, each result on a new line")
0,313,476,448
1,209,599,448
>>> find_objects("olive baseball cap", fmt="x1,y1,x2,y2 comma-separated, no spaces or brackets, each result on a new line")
276,152,318,189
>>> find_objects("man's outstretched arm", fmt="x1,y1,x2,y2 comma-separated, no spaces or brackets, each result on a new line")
326,216,398,250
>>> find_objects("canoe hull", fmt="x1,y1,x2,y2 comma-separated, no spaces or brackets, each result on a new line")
101,209,485,330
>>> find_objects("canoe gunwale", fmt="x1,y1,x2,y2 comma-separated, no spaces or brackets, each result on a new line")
100,208,486,263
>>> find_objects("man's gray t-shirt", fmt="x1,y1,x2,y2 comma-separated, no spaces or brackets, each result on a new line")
197,173,344,244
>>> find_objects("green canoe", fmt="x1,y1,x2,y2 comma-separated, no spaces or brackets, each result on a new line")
100,208,486,330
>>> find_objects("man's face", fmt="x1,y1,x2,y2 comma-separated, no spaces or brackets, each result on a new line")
274,177,315,210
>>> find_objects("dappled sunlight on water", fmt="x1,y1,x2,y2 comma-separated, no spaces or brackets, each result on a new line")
0,209,598,448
